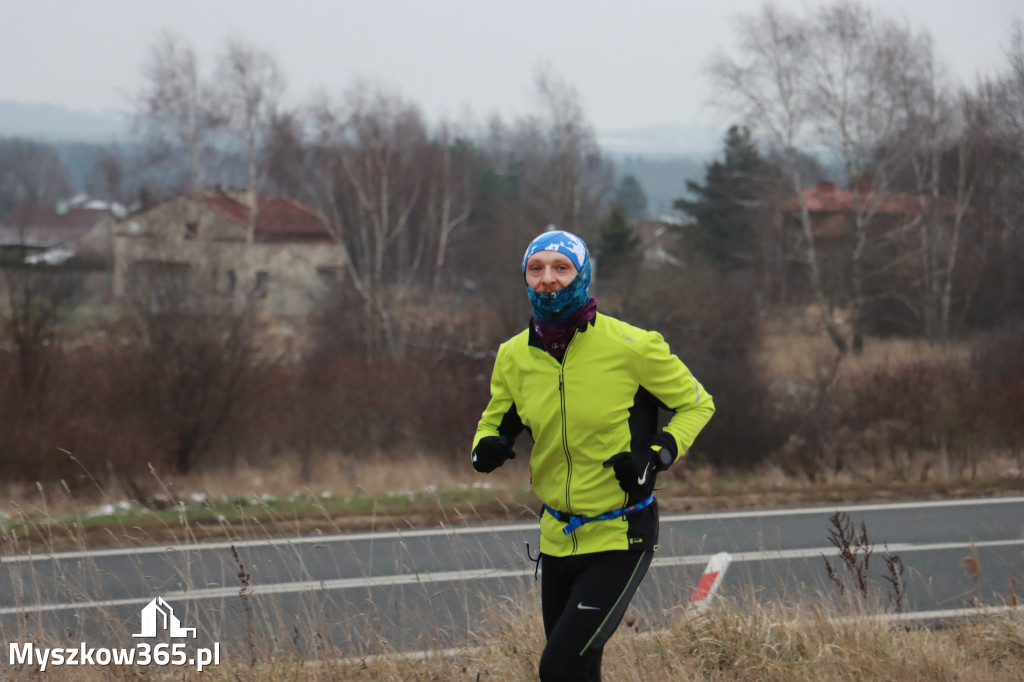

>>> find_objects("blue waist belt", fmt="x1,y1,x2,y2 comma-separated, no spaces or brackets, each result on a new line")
543,494,655,536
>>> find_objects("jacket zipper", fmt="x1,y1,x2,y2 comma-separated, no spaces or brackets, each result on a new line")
559,331,579,553
559,367,572,513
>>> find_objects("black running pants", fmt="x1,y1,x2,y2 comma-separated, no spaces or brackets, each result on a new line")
538,549,654,682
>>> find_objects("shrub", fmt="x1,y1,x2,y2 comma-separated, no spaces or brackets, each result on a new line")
614,264,789,470
969,320,1024,452
768,346,984,482
294,347,491,459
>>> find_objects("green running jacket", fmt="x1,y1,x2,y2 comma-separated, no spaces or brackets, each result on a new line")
473,312,715,556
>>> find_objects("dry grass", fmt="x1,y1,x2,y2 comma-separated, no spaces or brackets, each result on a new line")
4,591,1023,680
1,450,527,521
3,453,1022,677
0,452,546,552
3,443,1021,554
754,307,969,386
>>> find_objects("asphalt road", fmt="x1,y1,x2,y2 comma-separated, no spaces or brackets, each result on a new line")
2,496,1022,658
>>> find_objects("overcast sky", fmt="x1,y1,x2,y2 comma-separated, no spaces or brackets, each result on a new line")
1,0,1021,133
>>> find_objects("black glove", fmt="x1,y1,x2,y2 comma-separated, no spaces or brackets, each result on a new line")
602,449,659,496
472,435,515,473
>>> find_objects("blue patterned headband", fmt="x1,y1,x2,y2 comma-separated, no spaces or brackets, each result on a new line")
522,229,589,274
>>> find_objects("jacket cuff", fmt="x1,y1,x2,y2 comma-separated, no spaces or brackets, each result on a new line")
650,431,678,458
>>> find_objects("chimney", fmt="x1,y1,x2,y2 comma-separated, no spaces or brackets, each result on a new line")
817,181,836,193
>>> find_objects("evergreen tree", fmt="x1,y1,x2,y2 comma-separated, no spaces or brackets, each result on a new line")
615,174,648,223
674,125,778,270
596,203,641,277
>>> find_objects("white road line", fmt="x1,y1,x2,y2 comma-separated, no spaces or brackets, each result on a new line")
4,537,1022,617
4,495,1022,564
661,495,1024,523
0,523,537,564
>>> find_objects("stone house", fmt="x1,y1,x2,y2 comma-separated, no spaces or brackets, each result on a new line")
113,188,345,317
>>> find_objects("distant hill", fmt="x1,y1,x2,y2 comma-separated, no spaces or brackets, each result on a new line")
0,99,718,213
599,122,721,218
0,100,129,143
597,121,721,157
611,153,710,217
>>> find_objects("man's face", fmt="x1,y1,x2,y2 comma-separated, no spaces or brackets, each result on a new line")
525,251,578,293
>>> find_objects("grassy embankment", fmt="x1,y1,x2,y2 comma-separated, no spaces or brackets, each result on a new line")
2,322,1022,680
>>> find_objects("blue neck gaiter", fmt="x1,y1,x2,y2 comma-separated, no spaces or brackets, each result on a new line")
527,259,592,321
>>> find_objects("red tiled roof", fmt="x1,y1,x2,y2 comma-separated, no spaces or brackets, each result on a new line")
203,193,334,241
781,183,956,217
0,205,108,247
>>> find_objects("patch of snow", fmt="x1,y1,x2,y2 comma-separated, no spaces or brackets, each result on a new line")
25,248,74,265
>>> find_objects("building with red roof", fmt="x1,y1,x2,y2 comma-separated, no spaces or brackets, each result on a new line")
780,181,956,238
779,180,960,334
0,200,117,264
113,188,345,316
0,199,121,301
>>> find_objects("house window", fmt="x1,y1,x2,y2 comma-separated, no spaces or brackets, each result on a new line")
315,266,342,300
224,270,236,295
185,222,198,239
251,271,269,299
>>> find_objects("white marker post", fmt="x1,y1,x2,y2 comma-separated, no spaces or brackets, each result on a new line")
688,551,732,614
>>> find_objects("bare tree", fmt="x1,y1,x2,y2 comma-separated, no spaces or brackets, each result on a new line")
982,21,1024,323
708,3,846,349
278,69,611,354
710,1,939,352
304,84,432,354
0,138,70,215
907,87,992,344
906,21,1024,337
122,274,258,476
810,4,935,351
519,65,613,238
1,263,78,412
0,141,75,411
134,31,223,196
425,125,474,296
998,23,1024,238
214,40,286,242
1004,22,1024,133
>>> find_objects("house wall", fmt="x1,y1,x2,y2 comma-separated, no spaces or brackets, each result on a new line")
208,240,345,315
113,197,345,317
70,215,117,264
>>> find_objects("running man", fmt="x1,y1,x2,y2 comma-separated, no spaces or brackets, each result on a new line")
472,228,715,681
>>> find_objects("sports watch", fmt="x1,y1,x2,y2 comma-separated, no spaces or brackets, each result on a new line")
653,446,674,471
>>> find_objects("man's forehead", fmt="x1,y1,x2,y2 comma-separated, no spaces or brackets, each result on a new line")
527,250,576,264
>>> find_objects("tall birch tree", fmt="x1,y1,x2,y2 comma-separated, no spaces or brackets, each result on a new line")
709,1,937,352
135,31,222,196
215,40,286,242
